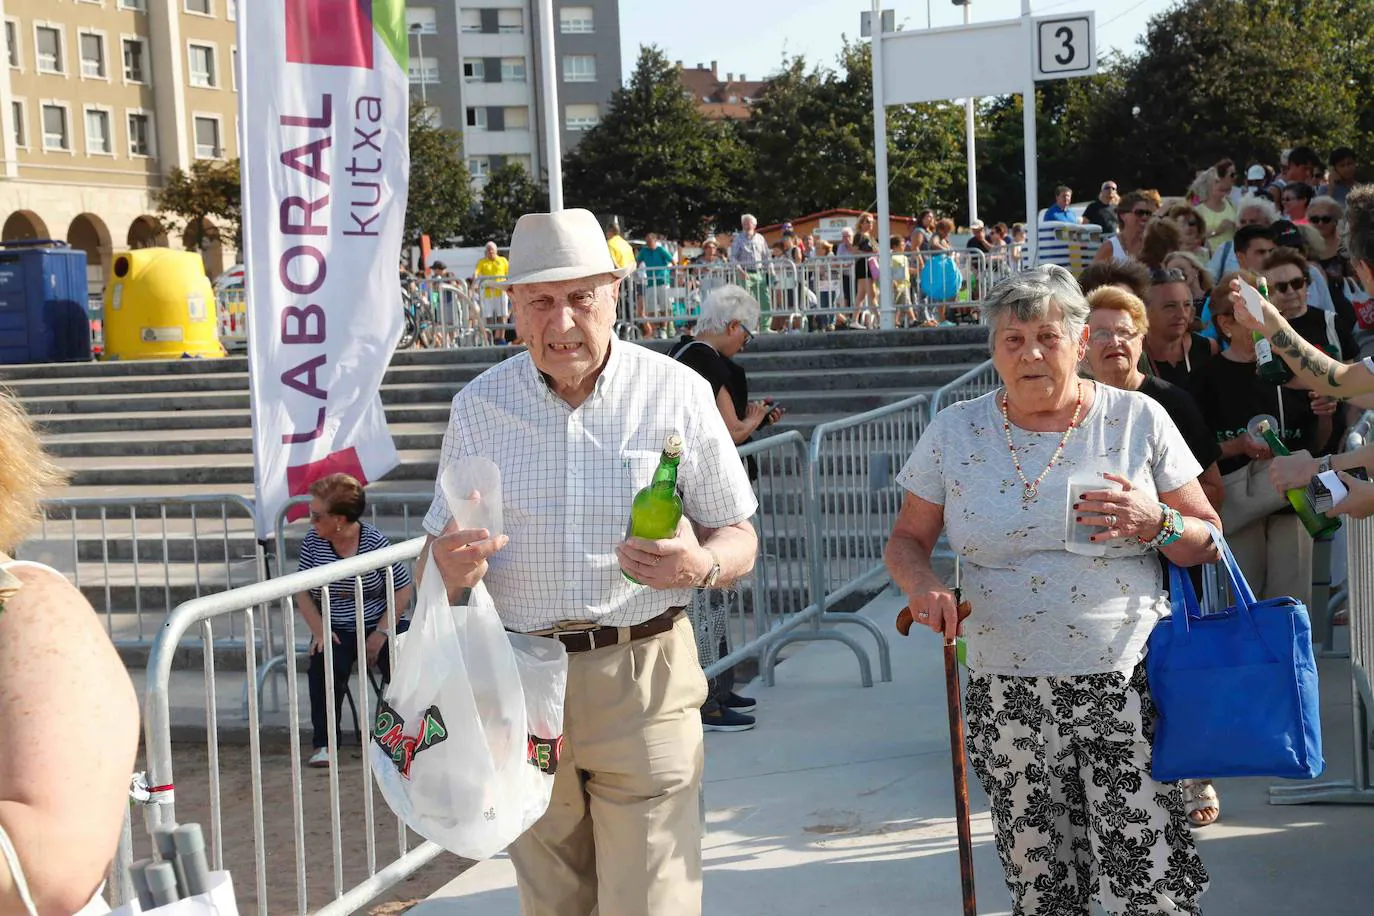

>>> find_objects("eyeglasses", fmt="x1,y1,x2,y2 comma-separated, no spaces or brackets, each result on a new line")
740,325,756,347
1149,268,1186,285
308,512,327,523
1089,328,1142,345
1103,185,1118,191
1130,208,1156,219
1309,215,1337,225
1270,276,1309,294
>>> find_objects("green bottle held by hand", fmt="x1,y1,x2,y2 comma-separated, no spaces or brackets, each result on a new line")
624,434,684,583
1255,419,1341,539
1251,278,1296,386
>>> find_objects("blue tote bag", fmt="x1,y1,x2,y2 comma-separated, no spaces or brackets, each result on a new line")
1147,530,1324,782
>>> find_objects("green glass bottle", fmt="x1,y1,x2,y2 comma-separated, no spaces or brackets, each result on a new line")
1256,420,1341,538
1252,279,1294,385
624,434,684,583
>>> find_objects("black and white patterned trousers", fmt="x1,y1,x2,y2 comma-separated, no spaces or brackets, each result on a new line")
964,663,1209,915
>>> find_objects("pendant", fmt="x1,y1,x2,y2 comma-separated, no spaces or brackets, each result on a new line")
1023,483,1038,501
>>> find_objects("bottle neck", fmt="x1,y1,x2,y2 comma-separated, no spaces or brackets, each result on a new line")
651,455,680,487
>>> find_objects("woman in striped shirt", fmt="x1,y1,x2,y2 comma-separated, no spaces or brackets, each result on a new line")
297,474,414,768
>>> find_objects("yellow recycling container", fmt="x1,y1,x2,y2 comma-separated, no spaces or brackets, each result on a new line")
102,248,226,360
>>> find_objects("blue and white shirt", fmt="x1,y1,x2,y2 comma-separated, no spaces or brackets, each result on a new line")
297,524,413,630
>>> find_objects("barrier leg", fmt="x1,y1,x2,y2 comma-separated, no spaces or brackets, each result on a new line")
817,611,892,682
759,625,874,689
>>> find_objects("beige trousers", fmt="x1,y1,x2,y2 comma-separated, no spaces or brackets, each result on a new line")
509,614,708,916
1227,511,1314,610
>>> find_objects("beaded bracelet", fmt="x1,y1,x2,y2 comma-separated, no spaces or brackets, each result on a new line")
1139,503,1184,549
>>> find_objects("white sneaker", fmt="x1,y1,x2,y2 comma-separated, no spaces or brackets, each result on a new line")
307,747,331,768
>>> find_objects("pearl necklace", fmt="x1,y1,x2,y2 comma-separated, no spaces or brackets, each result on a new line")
1000,382,1084,501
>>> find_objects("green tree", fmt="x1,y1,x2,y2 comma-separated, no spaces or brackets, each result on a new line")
465,161,549,246
564,45,748,240
153,159,242,251
406,101,473,247
741,41,968,224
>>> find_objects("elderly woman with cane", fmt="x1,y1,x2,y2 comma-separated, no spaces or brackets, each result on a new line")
885,265,1221,914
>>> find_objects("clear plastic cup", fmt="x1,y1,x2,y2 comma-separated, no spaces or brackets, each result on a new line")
1247,414,1280,449
1065,473,1120,557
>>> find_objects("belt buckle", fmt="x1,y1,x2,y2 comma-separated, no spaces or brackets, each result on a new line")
551,620,599,634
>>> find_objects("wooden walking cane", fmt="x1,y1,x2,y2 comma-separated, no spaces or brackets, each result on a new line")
896,580,976,916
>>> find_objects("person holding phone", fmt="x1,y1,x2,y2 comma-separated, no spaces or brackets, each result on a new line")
669,284,782,731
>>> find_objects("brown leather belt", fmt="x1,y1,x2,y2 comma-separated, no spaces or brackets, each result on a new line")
527,607,686,654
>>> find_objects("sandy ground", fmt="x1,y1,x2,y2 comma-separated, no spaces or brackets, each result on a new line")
130,741,472,914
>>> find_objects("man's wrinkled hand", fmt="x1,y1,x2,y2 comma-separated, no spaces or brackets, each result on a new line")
431,522,508,603
617,518,710,589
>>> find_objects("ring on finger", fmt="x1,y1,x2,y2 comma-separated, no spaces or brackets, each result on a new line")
1107,513,1117,527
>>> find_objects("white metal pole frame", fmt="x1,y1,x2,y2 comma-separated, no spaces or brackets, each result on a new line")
1022,0,1038,266
870,0,894,330
410,24,427,105
963,2,978,226
538,0,564,210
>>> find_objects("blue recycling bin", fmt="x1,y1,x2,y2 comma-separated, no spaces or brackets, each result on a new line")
0,239,92,365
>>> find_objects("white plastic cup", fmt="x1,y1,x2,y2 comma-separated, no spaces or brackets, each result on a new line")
1065,473,1121,557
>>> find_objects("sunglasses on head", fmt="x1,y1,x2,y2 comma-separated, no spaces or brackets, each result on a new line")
1270,276,1309,294
1149,268,1186,285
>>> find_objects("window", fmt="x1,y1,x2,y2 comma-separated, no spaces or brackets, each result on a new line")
406,8,436,34
5,21,19,69
504,107,529,130
120,0,148,9
231,47,237,90
35,26,62,74
419,105,441,127
184,0,212,15
469,156,490,180
11,100,25,148
188,43,215,87
500,58,526,82
227,0,237,21
562,54,595,82
560,6,594,33
465,107,487,130
463,58,484,82
408,57,437,84
565,103,599,131
127,111,153,156
41,104,69,150
85,108,112,154
497,9,523,33
122,38,147,82
508,155,532,173
193,115,221,158
460,9,482,32
80,32,106,79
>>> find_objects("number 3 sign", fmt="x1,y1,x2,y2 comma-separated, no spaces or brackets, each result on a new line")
1036,15,1095,79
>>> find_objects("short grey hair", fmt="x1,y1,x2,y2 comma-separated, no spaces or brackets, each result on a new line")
982,264,1089,350
1238,196,1279,224
741,213,757,227
1309,194,1342,215
696,284,760,335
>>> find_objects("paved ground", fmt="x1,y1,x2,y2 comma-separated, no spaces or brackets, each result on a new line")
409,589,1374,916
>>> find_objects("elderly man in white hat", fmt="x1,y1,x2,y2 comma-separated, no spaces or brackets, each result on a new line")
419,208,759,915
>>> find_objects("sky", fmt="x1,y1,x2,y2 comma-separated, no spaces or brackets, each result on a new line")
618,0,1177,83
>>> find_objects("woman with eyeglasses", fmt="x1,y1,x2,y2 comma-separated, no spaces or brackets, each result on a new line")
1307,196,1357,313
298,473,415,768
1167,204,1212,259
1094,189,1156,264
1142,267,1218,387
1164,251,1216,331
1282,182,1315,224
1262,247,1358,378
1193,160,1239,247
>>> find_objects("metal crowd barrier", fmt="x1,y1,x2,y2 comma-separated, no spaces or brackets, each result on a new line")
142,536,441,915
217,288,248,351
1270,411,1374,806
929,359,997,415
19,493,264,647
758,396,929,686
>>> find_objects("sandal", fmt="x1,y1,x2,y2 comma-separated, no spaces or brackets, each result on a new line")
1182,779,1220,828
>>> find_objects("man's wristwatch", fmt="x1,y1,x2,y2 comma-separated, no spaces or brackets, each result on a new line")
700,548,721,588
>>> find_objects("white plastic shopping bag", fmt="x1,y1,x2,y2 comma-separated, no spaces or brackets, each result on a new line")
105,871,238,916
369,457,568,860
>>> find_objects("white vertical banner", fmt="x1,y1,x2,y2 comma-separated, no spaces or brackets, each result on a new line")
239,0,409,539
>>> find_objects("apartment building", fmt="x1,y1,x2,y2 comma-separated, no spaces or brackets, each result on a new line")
0,0,240,284
405,0,620,189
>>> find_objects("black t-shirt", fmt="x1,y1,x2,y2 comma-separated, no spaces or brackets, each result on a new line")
1083,200,1119,234
669,337,747,415
967,237,993,253
1142,334,1215,389
1187,353,1320,476
1288,305,1358,361
1137,376,1221,472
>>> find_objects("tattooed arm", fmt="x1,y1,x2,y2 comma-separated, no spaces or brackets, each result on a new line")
1227,279,1374,396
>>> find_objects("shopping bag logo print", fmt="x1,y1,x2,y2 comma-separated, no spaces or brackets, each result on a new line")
527,734,563,775
373,699,449,778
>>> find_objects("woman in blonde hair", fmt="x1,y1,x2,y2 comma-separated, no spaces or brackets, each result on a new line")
1,390,140,915
1191,160,1239,248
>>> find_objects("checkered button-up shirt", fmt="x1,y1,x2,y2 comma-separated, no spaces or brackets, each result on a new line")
423,341,758,632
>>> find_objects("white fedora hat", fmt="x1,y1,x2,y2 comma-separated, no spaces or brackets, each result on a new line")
504,208,634,287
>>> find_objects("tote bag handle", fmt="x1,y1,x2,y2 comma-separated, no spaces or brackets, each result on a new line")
1166,522,1260,638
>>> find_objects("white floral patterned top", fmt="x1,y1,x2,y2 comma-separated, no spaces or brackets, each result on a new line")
897,383,1201,676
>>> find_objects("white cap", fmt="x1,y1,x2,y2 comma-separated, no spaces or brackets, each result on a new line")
1246,164,1266,181
969,219,985,230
